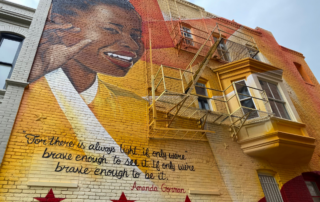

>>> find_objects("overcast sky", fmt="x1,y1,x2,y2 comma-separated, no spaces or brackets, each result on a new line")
7,0,320,82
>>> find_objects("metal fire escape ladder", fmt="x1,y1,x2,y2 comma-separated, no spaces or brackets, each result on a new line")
148,20,273,141
185,37,222,94
165,37,222,128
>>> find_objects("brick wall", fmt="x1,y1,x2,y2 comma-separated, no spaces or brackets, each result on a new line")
0,0,319,201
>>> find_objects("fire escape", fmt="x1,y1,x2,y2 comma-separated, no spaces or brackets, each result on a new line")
148,20,273,141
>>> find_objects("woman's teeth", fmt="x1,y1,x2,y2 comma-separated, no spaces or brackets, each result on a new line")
106,53,133,62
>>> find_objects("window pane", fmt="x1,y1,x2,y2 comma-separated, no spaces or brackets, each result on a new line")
275,102,290,120
269,100,281,118
306,181,320,196
268,83,282,100
0,64,11,89
0,39,21,64
195,83,207,96
236,81,250,100
204,101,210,110
198,98,210,110
259,175,284,202
313,198,320,202
181,27,192,38
241,99,259,118
218,41,230,62
241,99,255,109
259,80,273,99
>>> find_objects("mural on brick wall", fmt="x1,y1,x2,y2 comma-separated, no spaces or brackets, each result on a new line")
0,0,233,201
4,0,319,201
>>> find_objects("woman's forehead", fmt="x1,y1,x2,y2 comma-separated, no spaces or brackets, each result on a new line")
75,5,141,27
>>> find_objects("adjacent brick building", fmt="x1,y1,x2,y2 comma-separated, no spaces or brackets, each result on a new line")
0,0,319,201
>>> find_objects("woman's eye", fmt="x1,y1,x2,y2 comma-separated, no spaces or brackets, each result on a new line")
103,28,119,34
131,33,141,39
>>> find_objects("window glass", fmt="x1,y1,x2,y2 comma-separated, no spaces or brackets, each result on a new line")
305,181,320,202
0,64,11,89
241,99,255,109
198,98,210,110
258,174,284,202
181,27,192,38
0,39,21,64
259,80,273,98
276,102,290,120
195,82,207,96
259,80,290,120
218,40,230,62
0,34,23,89
269,100,281,117
236,81,250,100
235,80,259,119
306,181,320,196
268,83,282,100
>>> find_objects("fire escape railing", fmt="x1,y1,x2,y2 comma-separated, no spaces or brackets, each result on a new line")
148,22,268,141
148,64,273,141
170,22,260,63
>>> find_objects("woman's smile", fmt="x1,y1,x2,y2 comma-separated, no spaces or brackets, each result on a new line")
101,50,137,69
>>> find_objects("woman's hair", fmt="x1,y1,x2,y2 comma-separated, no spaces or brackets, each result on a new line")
51,0,135,18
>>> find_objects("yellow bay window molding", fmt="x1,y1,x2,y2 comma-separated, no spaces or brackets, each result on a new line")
212,57,282,83
212,58,315,163
238,117,316,163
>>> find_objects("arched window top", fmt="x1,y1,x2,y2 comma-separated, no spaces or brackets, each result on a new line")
0,30,26,39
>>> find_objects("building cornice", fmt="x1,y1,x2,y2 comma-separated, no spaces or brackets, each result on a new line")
0,0,35,12
0,7,33,26
280,46,305,59
215,17,262,36
176,0,205,11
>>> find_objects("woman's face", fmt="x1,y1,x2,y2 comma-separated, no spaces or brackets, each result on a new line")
60,4,144,77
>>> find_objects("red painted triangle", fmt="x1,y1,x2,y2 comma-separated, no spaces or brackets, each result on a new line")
185,195,191,202
34,189,66,202
111,192,135,202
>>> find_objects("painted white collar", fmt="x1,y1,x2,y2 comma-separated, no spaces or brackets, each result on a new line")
80,75,98,105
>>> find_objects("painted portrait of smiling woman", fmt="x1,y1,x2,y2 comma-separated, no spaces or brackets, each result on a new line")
30,0,144,92
27,0,148,144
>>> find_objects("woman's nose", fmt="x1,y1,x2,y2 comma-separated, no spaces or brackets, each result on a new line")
120,34,139,51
